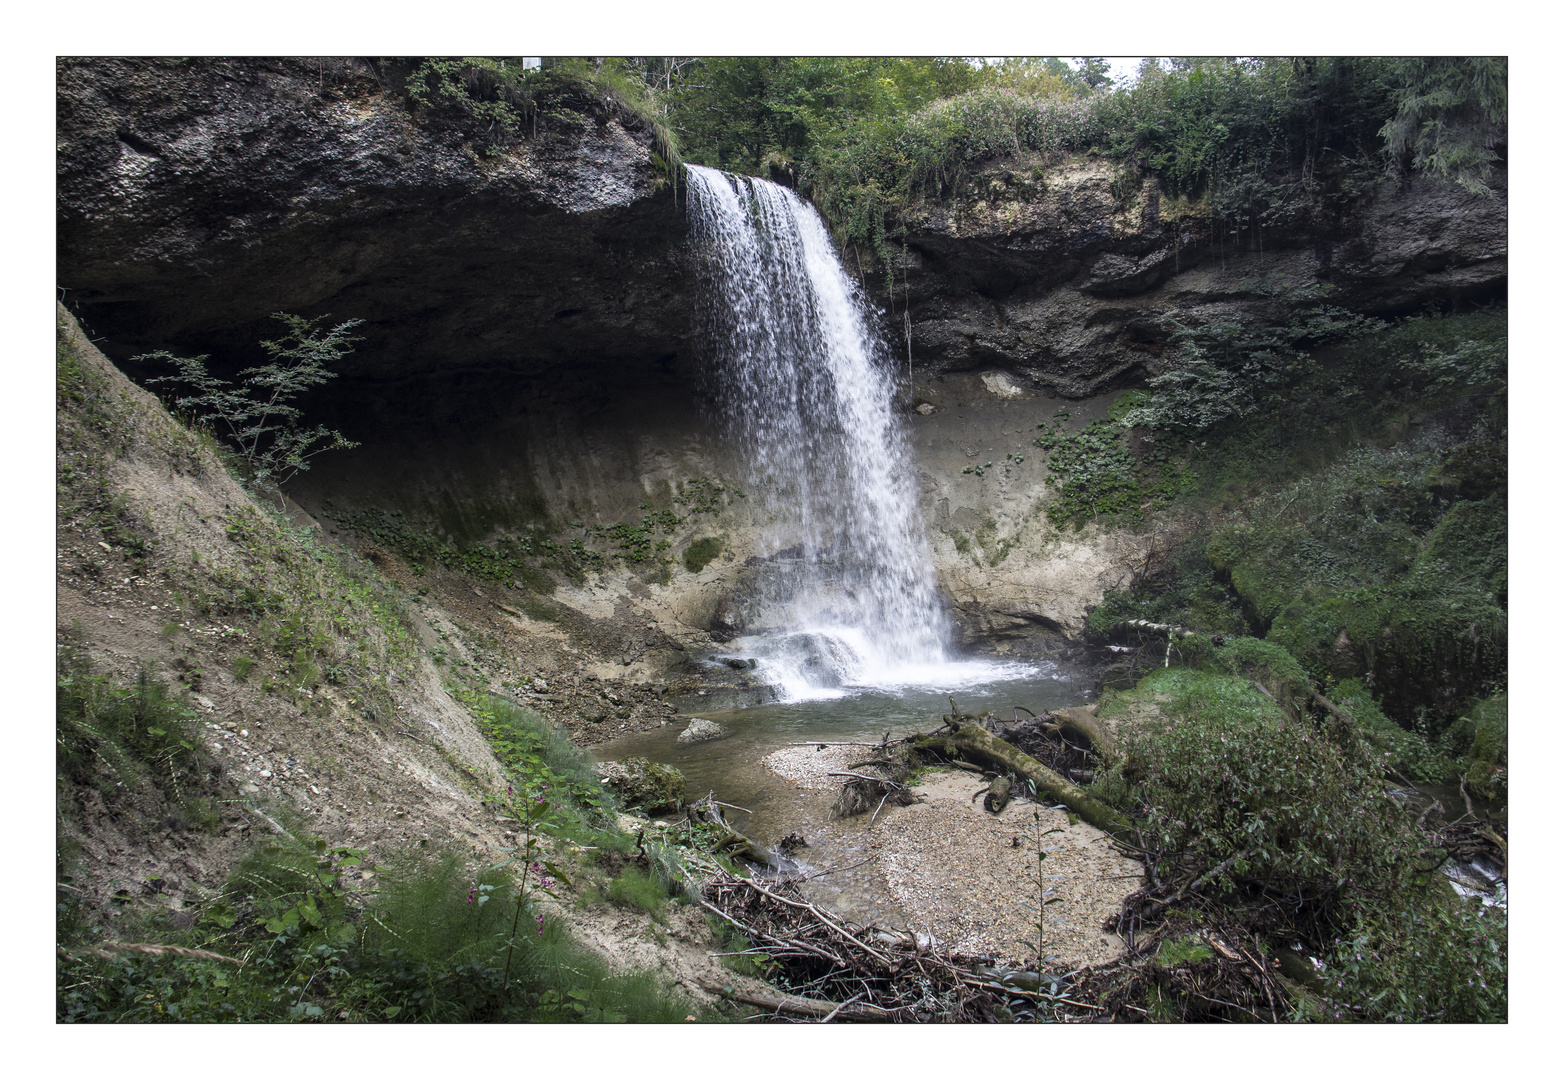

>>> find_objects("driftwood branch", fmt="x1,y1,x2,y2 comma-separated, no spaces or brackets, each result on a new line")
912,723,1134,843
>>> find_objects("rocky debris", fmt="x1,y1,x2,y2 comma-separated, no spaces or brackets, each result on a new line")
762,745,863,788
677,717,727,744
595,757,686,814
861,771,1137,967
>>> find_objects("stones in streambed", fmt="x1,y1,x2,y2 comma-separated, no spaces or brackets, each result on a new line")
677,717,728,744
595,757,686,814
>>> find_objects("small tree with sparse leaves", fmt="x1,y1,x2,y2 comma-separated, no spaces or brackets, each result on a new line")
138,313,362,493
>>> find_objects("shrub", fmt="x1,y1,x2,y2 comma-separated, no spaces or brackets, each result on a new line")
1321,886,1507,1022
139,313,362,492
1461,693,1507,797
59,836,709,1023
682,535,722,573
1119,307,1382,438
1094,668,1419,911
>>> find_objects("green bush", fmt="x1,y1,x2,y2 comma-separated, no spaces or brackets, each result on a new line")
1461,693,1507,797
1094,668,1418,909
1321,886,1506,1022
405,57,680,170
682,535,722,573
1340,310,1508,400
1119,307,1382,438
59,836,709,1023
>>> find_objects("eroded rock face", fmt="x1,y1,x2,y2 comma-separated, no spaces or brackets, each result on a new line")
56,57,696,435
879,156,1507,398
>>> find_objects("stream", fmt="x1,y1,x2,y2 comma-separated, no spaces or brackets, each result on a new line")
593,660,1099,927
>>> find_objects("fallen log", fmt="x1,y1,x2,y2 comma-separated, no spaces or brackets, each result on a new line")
983,775,1012,813
913,723,1134,843
687,794,769,864
696,980,895,1021
1048,705,1118,762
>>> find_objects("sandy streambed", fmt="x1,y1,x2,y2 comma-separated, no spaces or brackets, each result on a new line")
760,745,1138,968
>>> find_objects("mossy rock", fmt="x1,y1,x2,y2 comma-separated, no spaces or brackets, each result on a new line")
595,757,686,814
1213,637,1311,714
1462,692,1507,797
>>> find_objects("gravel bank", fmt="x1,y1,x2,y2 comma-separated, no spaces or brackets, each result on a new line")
762,747,1138,968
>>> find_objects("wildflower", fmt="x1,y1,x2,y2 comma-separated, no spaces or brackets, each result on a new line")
467,886,476,904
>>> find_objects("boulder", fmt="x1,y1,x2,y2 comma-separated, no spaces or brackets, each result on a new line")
677,717,728,744
595,756,686,814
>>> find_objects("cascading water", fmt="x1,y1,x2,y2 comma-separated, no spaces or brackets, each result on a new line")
686,164,1031,700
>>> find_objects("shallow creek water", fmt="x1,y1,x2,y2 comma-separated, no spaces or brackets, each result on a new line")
592,661,1102,934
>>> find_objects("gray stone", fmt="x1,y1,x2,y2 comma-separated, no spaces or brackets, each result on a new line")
677,717,727,744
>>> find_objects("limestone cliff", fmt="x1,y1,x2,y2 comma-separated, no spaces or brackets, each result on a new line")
873,154,1507,398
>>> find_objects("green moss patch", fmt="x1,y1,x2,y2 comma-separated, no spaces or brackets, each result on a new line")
682,536,723,573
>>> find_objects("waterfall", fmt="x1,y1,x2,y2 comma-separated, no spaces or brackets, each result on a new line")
687,165,1014,700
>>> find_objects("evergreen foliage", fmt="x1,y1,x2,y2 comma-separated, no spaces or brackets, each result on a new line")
1379,57,1508,195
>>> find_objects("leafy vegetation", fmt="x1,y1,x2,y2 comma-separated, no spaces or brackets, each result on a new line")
654,57,1502,267
1086,309,1504,742
1032,408,1159,525
138,313,362,493
57,651,204,802
682,535,722,573
458,692,616,840
1098,669,1399,910
402,57,680,179
1092,665,1506,1021
1378,57,1508,196
58,831,706,1023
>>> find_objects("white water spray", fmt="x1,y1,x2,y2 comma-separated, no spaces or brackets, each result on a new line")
686,165,1030,699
